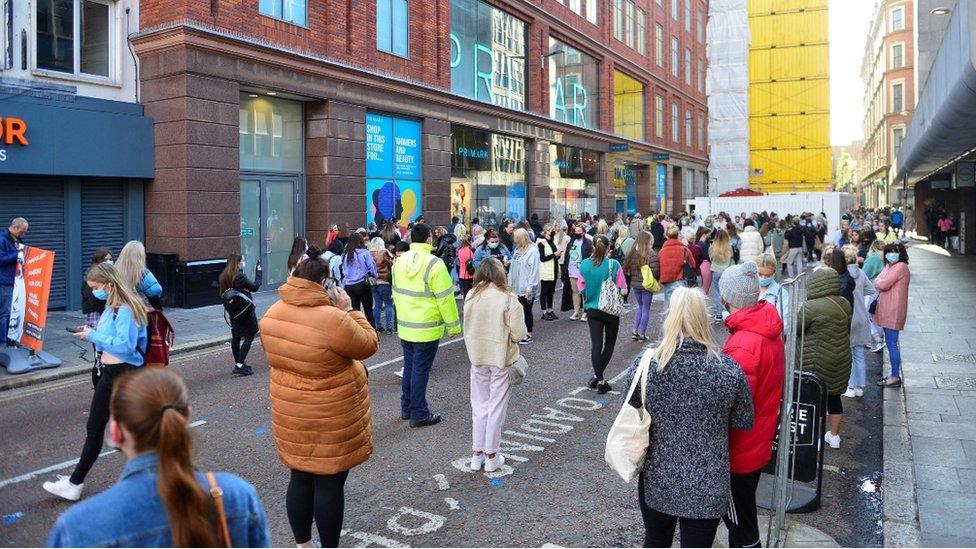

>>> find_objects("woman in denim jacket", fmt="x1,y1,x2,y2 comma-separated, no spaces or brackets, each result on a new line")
47,368,270,547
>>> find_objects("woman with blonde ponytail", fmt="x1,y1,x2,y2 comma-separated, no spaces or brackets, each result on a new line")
47,368,270,547
622,287,754,547
44,262,150,502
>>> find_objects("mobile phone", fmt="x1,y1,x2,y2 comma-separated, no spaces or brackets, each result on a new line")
66,325,85,334
324,278,339,303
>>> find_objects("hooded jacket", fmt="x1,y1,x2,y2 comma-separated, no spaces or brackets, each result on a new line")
259,276,378,475
657,239,696,284
873,261,910,331
847,265,876,346
723,301,785,474
391,243,461,342
0,229,21,285
798,269,853,395
738,226,765,264
434,234,458,271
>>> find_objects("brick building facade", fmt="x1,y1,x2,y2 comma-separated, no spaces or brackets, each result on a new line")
133,0,708,288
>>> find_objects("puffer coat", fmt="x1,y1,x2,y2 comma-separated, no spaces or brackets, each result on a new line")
259,276,378,475
798,269,852,395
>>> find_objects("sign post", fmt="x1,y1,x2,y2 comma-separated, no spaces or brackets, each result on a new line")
0,246,62,374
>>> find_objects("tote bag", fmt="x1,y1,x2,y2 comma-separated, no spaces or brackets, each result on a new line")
605,349,653,483
597,259,625,316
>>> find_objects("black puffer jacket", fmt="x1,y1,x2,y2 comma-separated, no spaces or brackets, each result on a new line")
798,269,852,395
435,234,458,271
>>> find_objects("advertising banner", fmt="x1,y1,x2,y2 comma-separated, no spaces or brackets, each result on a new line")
451,179,471,225
16,247,55,351
655,163,667,214
366,114,423,225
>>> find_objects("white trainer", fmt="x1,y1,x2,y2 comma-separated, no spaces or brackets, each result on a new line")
43,475,83,501
842,388,858,398
569,312,580,321
854,387,864,397
394,368,403,378
470,453,486,471
824,432,841,449
484,453,506,473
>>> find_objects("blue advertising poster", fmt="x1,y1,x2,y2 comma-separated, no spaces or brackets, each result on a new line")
506,181,526,221
392,118,421,179
655,163,667,214
365,113,394,179
366,114,423,226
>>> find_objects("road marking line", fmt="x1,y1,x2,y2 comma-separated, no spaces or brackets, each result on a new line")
367,337,465,371
0,420,207,490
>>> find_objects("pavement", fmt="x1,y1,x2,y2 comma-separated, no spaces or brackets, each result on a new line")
0,288,881,547
0,291,280,391
881,242,976,548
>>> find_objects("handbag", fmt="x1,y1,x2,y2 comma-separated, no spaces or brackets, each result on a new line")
641,265,662,293
605,349,653,483
598,259,625,316
868,295,879,314
508,355,528,386
206,471,232,548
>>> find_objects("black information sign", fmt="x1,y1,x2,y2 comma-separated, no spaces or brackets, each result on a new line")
763,371,828,483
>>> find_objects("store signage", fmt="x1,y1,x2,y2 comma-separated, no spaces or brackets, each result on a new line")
652,152,670,162
0,116,29,162
240,228,254,237
552,78,589,128
609,143,629,152
764,371,828,484
456,146,490,159
450,0,526,110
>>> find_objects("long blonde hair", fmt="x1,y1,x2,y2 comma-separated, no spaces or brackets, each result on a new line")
710,229,732,264
513,228,532,252
116,240,148,292
650,287,719,372
86,262,148,327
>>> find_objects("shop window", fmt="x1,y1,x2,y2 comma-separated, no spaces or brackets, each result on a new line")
612,165,638,216
549,37,599,129
549,145,600,219
451,126,526,225
259,0,307,26
614,70,645,141
377,0,409,57
450,0,526,111
35,0,113,78
366,113,423,226
239,93,304,172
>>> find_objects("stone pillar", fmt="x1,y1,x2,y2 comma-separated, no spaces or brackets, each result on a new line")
141,54,240,261
529,139,552,222
423,118,452,225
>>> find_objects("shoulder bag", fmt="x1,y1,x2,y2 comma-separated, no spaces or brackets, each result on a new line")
605,349,653,483
206,472,232,548
641,264,662,293
598,259,625,316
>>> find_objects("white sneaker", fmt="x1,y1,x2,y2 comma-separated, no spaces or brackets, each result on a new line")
824,432,841,449
870,339,885,353
579,312,587,322
569,312,580,321
394,368,403,378
855,387,864,397
43,475,83,501
484,453,506,473
470,453,486,471
842,388,857,398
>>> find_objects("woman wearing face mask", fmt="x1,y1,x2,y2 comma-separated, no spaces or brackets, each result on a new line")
259,248,378,548
46,368,271,547
565,223,594,321
80,248,112,330
218,254,263,377
874,244,911,388
473,228,514,271
757,252,789,323
538,224,561,320
43,262,149,502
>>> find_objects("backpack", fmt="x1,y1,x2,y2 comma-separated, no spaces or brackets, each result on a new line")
221,289,255,327
143,308,175,365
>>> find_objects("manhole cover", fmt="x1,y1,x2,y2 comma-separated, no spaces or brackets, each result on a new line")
935,376,976,390
932,353,976,363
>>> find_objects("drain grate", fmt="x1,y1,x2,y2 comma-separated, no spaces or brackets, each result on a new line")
932,353,976,363
934,376,976,390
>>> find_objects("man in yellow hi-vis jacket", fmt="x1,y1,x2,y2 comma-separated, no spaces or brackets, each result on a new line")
392,223,461,427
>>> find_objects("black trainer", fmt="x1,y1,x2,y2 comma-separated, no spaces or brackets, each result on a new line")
588,376,599,389
597,381,613,395
233,364,253,377
410,412,442,428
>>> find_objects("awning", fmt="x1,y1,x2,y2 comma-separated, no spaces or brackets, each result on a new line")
895,0,976,185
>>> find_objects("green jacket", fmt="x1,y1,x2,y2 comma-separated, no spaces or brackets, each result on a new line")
798,269,852,395
391,243,461,342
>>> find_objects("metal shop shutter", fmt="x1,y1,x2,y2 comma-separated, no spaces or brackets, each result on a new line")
0,178,68,308
81,179,126,265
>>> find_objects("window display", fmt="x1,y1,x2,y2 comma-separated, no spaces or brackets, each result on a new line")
451,126,527,227
549,145,599,219
450,0,526,111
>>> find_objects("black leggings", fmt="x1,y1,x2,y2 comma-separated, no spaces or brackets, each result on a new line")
71,363,139,485
540,280,556,310
459,278,473,299
586,309,620,381
519,296,535,334
286,469,350,547
640,474,720,547
232,334,254,364
345,282,375,327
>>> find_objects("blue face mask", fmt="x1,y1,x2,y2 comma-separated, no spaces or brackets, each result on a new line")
93,288,108,300
488,242,499,249
885,252,901,263
758,277,774,287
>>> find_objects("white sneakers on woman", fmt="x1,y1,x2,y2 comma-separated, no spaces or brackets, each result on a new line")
470,453,505,472
824,431,841,449
43,475,84,501
842,387,864,398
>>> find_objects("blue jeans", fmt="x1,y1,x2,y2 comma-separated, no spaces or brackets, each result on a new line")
633,287,653,335
372,284,394,331
0,284,12,346
849,345,866,388
662,281,686,307
884,328,902,378
400,339,440,421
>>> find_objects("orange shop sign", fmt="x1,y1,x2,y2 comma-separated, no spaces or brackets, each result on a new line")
0,116,29,146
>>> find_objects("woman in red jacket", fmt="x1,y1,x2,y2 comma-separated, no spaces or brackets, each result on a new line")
657,227,698,306
719,261,785,548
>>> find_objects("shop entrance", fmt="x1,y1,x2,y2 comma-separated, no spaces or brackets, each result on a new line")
239,176,304,287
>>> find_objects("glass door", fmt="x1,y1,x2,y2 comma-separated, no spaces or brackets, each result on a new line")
239,176,302,288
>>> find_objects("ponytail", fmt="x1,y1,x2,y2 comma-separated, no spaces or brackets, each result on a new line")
111,368,219,547
591,235,609,266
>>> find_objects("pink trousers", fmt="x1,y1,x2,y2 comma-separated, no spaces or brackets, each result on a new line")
470,364,513,454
